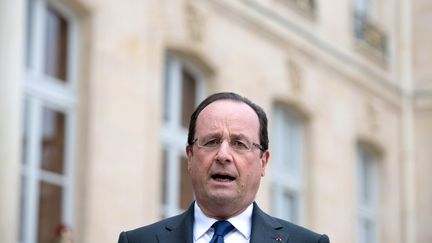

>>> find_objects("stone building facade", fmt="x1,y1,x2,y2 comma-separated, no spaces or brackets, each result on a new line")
1,0,431,243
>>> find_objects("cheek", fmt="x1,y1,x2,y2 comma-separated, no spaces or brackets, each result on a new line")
188,164,203,188
239,159,262,180
189,154,211,176
188,161,200,176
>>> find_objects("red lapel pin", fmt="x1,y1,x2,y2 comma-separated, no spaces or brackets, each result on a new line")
275,236,283,241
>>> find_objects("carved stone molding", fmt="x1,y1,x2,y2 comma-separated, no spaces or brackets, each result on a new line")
365,98,380,133
184,0,205,43
287,59,303,93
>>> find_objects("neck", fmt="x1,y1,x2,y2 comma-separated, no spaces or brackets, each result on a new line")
195,201,252,220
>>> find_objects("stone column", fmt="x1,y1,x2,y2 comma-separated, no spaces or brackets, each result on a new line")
0,0,25,242
399,0,416,243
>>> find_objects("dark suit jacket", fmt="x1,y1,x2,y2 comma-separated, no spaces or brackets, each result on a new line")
118,202,330,243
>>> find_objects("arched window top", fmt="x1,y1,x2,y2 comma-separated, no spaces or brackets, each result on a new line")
272,100,310,122
166,48,215,78
357,139,384,160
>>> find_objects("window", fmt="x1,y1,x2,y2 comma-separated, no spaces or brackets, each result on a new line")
353,0,387,56
357,145,380,243
20,1,78,243
44,5,69,81
270,104,305,224
280,0,317,17
161,54,206,217
291,0,316,15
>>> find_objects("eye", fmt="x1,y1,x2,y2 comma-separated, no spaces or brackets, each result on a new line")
202,138,220,148
231,140,250,150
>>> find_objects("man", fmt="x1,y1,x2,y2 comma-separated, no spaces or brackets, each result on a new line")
118,92,330,243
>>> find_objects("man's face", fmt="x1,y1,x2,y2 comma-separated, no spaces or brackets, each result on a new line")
186,100,269,218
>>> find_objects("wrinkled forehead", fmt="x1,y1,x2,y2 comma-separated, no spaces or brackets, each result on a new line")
195,100,260,138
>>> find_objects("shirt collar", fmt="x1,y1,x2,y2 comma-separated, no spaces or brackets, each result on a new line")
193,202,253,240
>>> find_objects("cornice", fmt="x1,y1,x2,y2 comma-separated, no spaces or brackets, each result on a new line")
203,0,404,107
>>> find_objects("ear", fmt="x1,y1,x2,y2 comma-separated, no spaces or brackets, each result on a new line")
260,150,270,177
186,144,193,159
186,144,193,171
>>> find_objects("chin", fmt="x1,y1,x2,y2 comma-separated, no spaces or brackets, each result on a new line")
208,193,236,205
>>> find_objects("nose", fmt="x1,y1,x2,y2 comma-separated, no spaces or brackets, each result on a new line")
214,140,233,164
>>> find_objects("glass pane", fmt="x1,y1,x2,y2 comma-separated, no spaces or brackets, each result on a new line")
354,0,368,13
161,150,168,206
22,99,30,165
25,0,35,67
163,59,171,122
41,107,66,174
179,157,194,210
359,218,376,243
284,190,299,223
361,157,371,203
19,176,27,242
360,148,377,205
271,184,283,217
282,110,303,174
38,181,63,243
285,122,296,172
181,69,196,127
44,5,69,81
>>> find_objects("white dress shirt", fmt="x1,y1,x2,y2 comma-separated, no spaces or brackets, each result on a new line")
193,202,253,243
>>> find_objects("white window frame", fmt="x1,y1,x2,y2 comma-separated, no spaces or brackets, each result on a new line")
354,0,368,16
357,145,380,243
270,105,305,224
160,54,206,217
353,0,388,57
353,0,383,23
21,0,79,242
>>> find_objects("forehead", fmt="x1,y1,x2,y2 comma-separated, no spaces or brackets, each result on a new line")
195,100,260,137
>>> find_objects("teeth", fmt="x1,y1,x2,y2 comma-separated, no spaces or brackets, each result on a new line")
212,175,234,181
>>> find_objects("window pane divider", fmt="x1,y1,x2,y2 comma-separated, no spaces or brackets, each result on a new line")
39,170,66,186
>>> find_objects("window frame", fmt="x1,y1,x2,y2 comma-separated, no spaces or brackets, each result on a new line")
160,54,206,217
20,0,79,242
270,104,306,224
352,0,388,58
357,144,380,243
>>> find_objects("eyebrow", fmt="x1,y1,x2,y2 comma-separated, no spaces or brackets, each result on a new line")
229,133,250,141
200,133,250,141
200,132,221,138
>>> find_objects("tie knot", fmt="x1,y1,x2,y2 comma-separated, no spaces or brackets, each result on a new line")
212,220,234,237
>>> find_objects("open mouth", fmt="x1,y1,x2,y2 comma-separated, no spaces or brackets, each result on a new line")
211,174,236,182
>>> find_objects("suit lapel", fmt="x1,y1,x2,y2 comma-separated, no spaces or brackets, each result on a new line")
156,202,290,243
156,203,194,243
250,203,289,243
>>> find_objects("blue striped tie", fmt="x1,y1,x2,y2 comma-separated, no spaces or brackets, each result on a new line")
209,221,234,243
